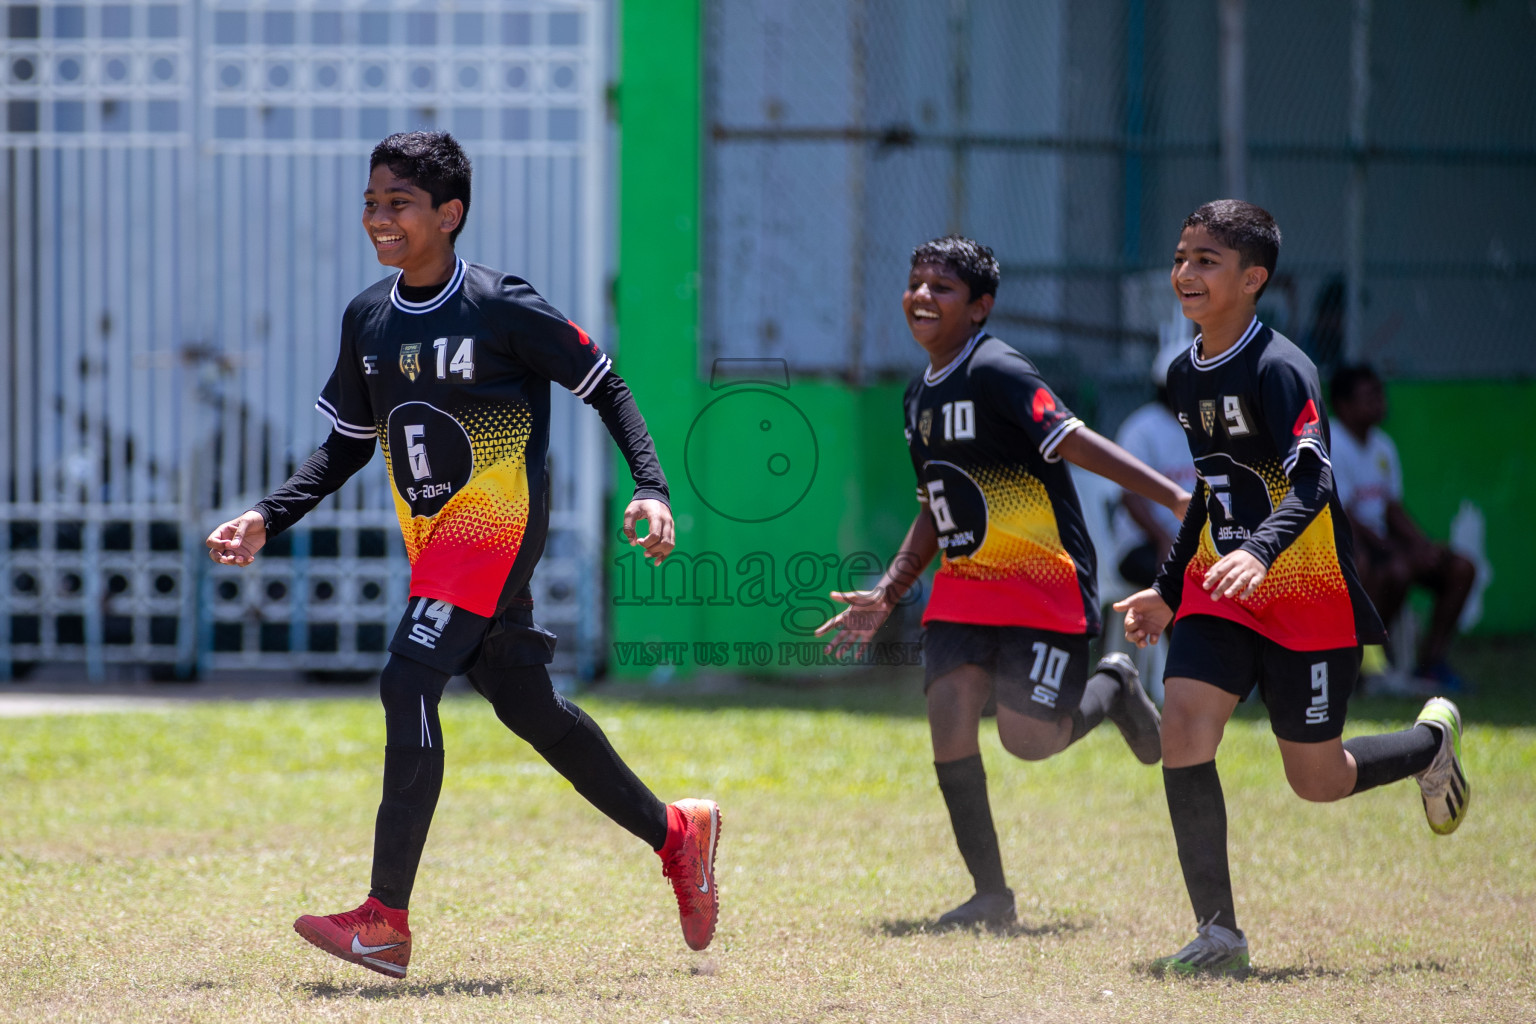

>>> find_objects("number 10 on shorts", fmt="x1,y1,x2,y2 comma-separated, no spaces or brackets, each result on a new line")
1030,641,1069,708
1306,662,1330,725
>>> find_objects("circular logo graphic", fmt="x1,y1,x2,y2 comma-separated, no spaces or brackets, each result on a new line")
921,460,988,558
386,402,474,518
684,388,818,523
1195,453,1274,555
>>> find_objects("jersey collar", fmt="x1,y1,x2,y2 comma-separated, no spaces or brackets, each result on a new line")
923,330,986,386
389,258,467,315
1190,316,1261,371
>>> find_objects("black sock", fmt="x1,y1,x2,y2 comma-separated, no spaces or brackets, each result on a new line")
536,708,669,850
1344,723,1439,794
1069,671,1119,743
935,755,1008,895
1164,761,1237,933
368,744,445,910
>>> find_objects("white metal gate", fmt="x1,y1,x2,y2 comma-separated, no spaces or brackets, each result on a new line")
1,1,609,680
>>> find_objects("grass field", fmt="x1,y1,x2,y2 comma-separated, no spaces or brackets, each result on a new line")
2,637,1534,1023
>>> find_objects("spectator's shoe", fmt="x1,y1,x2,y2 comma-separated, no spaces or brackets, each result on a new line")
1099,652,1162,764
1413,660,1468,694
1415,697,1470,835
659,799,721,950
1151,922,1250,977
937,889,1016,929
293,896,411,978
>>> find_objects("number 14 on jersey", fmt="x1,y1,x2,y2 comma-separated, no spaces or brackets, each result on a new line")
432,337,475,381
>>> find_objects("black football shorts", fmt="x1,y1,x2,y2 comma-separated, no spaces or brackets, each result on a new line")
1164,613,1358,743
923,620,1092,722
388,586,557,676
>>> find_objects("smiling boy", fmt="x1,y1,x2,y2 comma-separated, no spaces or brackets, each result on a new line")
1115,200,1469,976
818,236,1190,928
205,132,720,976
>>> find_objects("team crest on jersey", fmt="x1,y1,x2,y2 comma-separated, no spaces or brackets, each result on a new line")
1199,399,1217,435
399,343,423,382
919,409,933,445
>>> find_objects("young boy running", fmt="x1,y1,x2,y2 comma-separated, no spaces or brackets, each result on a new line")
1116,200,1469,976
206,132,719,977
818,236,1191,928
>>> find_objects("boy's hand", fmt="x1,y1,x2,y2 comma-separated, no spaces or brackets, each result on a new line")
1112,588,1174,648
815,588,896,659
623,498,675,565
1202,549,1267,601
206,511,267,567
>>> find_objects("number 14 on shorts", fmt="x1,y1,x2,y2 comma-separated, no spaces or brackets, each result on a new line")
409,598,454,650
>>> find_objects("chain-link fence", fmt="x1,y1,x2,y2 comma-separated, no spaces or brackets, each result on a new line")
704,0,1536,430
1,1,612,680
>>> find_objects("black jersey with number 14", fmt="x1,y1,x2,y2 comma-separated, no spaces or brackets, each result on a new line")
317,259,611,618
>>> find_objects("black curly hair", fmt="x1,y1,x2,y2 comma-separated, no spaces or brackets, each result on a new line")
910,235,1001,309
1182,199,1281,299
370,131,472,244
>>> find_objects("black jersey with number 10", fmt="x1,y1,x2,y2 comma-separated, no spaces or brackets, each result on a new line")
904,332,1100,635
316,259,611,618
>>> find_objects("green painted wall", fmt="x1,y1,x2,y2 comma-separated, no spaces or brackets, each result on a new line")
1384,380,1536,636
612,1,914,678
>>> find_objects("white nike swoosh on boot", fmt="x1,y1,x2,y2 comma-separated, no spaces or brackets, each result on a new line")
352,934,403,955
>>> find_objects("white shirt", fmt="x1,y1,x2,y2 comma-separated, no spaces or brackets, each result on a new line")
1330,424,1401,536
1112,401,1198,561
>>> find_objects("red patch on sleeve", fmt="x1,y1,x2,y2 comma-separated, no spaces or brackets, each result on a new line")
568,320,593,347
1031,388,1057,423
1292,398,1320,437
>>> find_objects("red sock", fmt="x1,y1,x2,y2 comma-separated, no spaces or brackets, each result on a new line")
656,803,686,858
366,896,410,929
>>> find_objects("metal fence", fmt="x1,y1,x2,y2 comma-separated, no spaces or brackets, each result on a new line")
1,0,611,680
704,0,1536,429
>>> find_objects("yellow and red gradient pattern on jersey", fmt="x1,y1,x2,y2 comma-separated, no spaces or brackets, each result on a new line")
379,404,534,617
1179,463,1357,651
924,463,1086,633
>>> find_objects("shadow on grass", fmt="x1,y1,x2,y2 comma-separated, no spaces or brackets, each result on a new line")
876,916,1090,940
298,977,541,1000
1134,958,1451,984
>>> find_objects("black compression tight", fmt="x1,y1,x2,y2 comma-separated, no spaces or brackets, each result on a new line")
369,655,451,909
467,662,669,850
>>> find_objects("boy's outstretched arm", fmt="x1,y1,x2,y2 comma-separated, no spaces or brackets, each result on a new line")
1055,427,1190,518
815,511,938,658
205,431,376,566
582,371,674,565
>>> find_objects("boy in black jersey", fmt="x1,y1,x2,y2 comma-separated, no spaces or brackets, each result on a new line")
1116,200,1470,976
205,132,720,977
817,236,1191,928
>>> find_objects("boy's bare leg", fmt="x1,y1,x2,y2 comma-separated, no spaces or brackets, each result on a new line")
994,707,1072,761
1276,738,1357,802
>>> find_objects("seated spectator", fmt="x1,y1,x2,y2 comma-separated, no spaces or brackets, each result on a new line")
1329,364,1475,690
1113,345,1198,589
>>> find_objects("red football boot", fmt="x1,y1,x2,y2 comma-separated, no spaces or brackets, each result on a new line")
293,896,411,978
658,799,722,951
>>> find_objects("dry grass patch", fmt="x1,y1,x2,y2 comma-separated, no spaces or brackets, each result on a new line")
2,645,1533,1022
